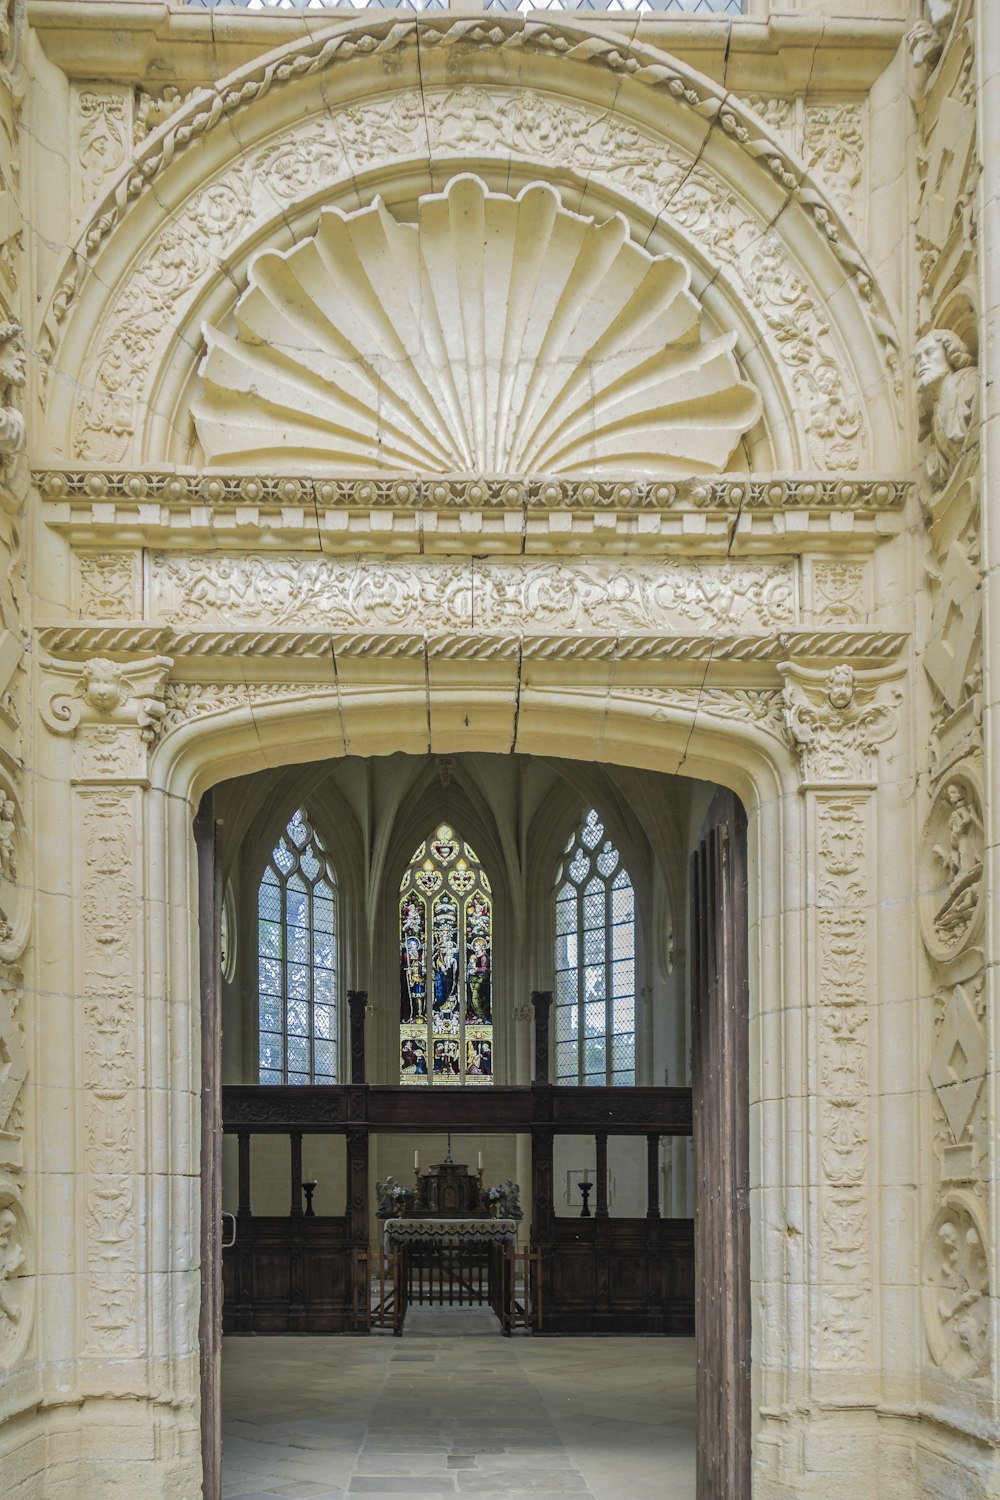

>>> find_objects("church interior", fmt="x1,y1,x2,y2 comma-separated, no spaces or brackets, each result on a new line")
1,1,999,1497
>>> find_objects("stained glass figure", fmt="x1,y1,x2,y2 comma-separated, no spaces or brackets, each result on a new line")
399,822,493,1085
554,809,635,1086
257,807,337,1085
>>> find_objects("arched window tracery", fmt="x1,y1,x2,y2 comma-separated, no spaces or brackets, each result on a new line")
554,808,636,1087
257,807,338,1085
399,823,493,1085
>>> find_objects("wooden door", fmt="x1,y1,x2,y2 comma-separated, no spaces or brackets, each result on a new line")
195,794,224,1500
690,789,751,1500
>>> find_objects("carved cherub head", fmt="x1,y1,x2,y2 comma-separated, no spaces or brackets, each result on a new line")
914,329,974,394
80,657,126,715
826,664,855,712
0,321,24,398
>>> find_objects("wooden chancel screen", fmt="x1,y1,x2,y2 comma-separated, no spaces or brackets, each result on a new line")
690,789,751,1500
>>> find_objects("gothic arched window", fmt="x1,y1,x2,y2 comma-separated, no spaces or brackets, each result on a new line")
399,823,493,1086
257,807,337,1085
554,809,636,1086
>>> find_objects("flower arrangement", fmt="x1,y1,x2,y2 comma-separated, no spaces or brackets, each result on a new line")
375,1177,416,1219
479,1179,523,1221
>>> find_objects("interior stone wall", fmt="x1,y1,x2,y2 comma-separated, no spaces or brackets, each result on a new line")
0,1,995,1496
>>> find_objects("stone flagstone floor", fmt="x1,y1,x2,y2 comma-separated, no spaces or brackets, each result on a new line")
221,1306,696,1500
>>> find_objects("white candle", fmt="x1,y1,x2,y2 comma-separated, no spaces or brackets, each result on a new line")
414,1150,419,1171
477,1152,483,1171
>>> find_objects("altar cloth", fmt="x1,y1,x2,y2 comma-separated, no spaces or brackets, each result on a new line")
383,1216,518,1249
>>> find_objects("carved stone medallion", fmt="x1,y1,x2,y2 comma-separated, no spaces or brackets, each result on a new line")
922,1194,989,1380
920,769,984,962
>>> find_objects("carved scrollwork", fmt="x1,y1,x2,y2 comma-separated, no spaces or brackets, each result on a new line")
780,662,902,784
42,655,172,743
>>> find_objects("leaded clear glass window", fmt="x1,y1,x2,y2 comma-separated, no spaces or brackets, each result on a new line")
554,809,636,1086
399,823,493,1086
257,807,337,1085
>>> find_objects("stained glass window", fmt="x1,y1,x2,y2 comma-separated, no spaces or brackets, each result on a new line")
554,809,635,1086
258,807,337,1085
399,823,493,1086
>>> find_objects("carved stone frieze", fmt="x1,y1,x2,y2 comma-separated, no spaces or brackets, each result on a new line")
780,662,901,784
811,561,870,625
813,794,873,1366
35,471,910,513
920,769,984,964
610,687,790,749
922,1193,989,1380
78,790,139,1353
151,555,796,636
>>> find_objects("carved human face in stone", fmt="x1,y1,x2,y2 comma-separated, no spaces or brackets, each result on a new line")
913,334,951,392
0,328,25,391
826,665,855,711
83,658,124,714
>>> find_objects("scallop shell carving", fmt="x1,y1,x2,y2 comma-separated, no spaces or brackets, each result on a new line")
195,175,762,477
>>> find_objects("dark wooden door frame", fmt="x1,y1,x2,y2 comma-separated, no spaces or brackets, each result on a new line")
691,788,752,1500
195,795,224,1500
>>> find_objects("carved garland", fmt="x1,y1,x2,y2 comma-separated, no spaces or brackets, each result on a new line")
41,18,902,420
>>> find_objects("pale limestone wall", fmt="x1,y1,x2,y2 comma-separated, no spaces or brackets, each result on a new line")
0,0,993,1496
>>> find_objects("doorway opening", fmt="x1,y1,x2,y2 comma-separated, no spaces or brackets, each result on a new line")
198,751,750,1500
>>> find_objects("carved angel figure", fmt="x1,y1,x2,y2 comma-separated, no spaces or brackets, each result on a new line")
914,329,978,488
0,1205,23,1323
0,321,25,456
931,781,983,943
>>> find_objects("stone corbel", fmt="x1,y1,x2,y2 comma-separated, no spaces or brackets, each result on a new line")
779,661,903,786
41,654,173,742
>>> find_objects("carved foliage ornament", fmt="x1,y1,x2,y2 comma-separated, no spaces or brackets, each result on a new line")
780,662,901,784
152,554,794,635
195,175,761,478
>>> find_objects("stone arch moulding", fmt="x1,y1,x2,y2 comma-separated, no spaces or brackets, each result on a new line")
37,15,907,477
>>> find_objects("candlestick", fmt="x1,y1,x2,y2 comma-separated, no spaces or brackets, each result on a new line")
477,1151,483,1171
414,1150,419,1171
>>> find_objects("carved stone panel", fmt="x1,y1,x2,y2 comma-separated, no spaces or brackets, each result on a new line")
919,769,984,964
922,1194,989,1380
